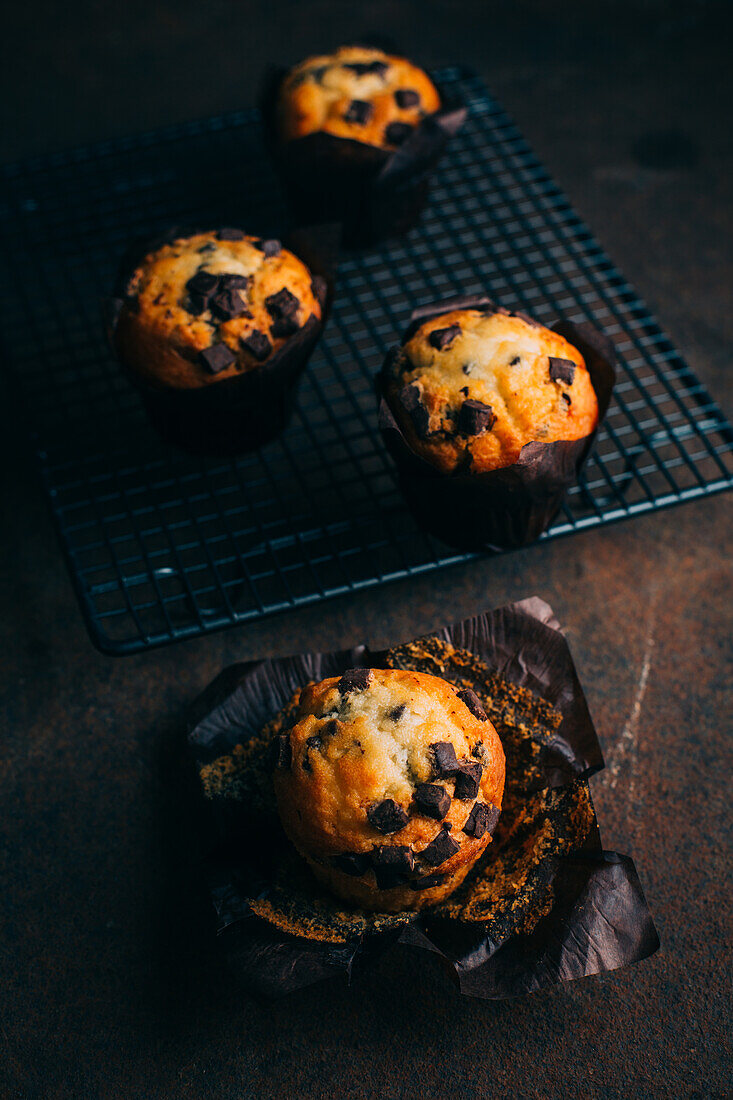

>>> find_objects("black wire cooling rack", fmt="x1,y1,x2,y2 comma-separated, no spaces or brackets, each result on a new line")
0,67,730,654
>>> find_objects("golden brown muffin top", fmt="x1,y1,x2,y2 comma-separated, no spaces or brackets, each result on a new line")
114,230,323,390
273,668,505,894
277,45,441,150
385,307,599,473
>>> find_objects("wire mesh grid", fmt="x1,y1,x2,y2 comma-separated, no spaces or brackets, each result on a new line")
0,67,730,654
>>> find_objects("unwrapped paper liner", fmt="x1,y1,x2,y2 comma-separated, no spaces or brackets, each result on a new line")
104,223,339,455
377,296,617,550
260,66,466,247
187,597,658,999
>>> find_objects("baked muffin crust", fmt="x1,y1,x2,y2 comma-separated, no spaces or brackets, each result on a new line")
114,230,323,390
385,307,599,473
273,668,505,911
277,45,441,150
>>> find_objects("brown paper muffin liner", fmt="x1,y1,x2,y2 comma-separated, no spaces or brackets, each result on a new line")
187,598,658,999
104,224,339,455
260,67,466,248
376,295,617,550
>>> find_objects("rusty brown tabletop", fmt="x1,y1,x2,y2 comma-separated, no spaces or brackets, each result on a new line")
1,2,731,1097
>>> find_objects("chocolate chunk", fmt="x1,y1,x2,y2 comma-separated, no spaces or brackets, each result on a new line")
453,762,483,801
265,287,300,321
367,799,409,835
410,873,447,891
472,742,489,764
413,783,450,821
187,293,210,315
332,852,370,877
372,845,414,889
338,668,372,695
270,314,300,339
344,60,389,77
457,399,496,436
463,801,500,839
421,825,460,867
187,271,220,297
210,286,251,321
514,310,539,327
216,228,245,241
459,386,469,397
219,273,250,289
510,355,521,366
431,742,460,778
198,343,236,374
548,357,576,385
457,687,487,721
276,734,291,769
344,99,373,125
322,718,339,737
398,383,431,439
240,330,271,362
428,324,461,350
395,89,420,109
311,274,327,302
306,734,323,752
462,363,473,375
387,703,406,722
385,121,413,146
562,393,572,405
253,238,281,257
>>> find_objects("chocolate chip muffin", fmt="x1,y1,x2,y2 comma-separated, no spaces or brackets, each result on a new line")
273,668,505,912
114,229,324,391
384,306,599,475
277,45,441,151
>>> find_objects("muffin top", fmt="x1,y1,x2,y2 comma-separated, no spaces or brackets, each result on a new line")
273,668,505,892
114,230,323,390
277,45,441,150
384,306,599,473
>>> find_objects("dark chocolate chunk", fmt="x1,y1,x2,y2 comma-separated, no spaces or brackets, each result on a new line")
410,873,447,891
219,273,250,290
344,60,389,77
453,762,483,801
322,718,339,737
338,668,372,695
510,355,521,366
187,271,220,297
210,286,251,321
372,845,414,889
187,293,210,315
413,783,450,821
514,310,539,327
462,363,473,376
421,825,460,867
462,801,500,839
548,357,576,385
431,742,460,778
332,852,370,877
240,330,271,362
306,734,323,752
253,238,281,258
428,323,461,351
385,121,413,146
472,742,489,763
457,399,496,436
344,99,373,125
367,798,409,835
198,343,236,374
265,287,300,321
459,386,469,397
562,392,572,405
395,88,420,109
398,383,431,439
270,314,300,339
311,274,327,302
457,687,487,721
276,734,291,769
216,228,245,241
387,703,406,722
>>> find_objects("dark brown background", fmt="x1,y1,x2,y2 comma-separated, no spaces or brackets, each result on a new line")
1,2,731,1097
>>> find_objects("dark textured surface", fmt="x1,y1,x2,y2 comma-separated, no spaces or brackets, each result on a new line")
1,2,731,1097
